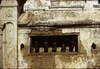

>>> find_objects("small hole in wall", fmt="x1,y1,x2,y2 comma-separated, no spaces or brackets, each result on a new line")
91,43,96,49
20,43,24,50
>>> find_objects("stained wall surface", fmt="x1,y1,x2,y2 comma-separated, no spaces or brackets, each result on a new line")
0,29,2,68
0,0,100,68
17,28,100,68
17,0,100,68
18,10,100,68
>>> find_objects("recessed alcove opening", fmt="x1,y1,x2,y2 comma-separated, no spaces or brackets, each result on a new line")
98,0,100,4
30,34,78,53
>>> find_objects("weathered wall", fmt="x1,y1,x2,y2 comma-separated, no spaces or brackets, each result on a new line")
0,5,2,68
0,0,18,68
17,27,100,68
0,0,100,68
51,0,85,7
0,29,2,68
23,0,99,12
18,2,100,67
18,28,31,68
62,28,100,68
18,0,92,15
18,11,100,25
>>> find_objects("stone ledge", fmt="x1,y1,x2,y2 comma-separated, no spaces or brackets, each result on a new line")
18,11,100,25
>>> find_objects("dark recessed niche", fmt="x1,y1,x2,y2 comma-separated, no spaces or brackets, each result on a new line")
91,43,96,49
98,0,100,4
30,35,78,53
